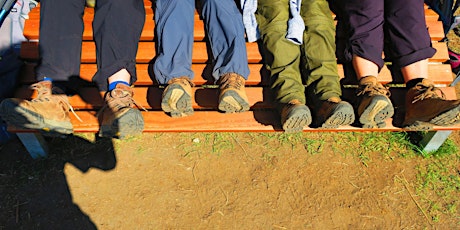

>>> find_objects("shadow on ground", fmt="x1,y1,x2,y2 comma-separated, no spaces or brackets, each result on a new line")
0,135,116,229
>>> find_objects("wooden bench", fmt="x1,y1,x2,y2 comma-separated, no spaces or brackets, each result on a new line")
9,1,460,158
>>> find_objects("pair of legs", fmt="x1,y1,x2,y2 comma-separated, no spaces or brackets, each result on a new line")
0,0,146,138
153,0,250,117
254,0,355,132
332,0,460,129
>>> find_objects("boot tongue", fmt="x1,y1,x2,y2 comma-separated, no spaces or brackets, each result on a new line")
420,78,434,87
359,75,378,85
411,79,443,103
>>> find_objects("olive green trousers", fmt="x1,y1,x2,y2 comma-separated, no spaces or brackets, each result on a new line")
255,0,342,108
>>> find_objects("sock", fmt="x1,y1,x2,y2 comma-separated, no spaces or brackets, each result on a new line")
108,81,130,91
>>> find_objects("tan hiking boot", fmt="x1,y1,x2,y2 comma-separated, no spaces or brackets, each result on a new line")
315,97,355,128
99,84,144,138
218,73,250,113
280,99,312,133
403,78,460,130
161,76,194,117
0,81,74,135
356,76,394,128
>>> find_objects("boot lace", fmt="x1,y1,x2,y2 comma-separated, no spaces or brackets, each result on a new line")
30,82,82,122
167,76,195,87
356,82,391,97
97,88,146,117
220,73,244,90
411,82,445,103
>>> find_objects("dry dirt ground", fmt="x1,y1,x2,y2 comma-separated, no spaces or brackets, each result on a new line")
0,130,459,229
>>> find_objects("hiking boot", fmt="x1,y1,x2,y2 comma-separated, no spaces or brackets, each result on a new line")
161,77,194,117
218,73,250,113
280,99,312,133
315,97,355,128
86,0,96,8
403,78,460,130
0,81,74,135
356,76,394,128
99,84,144,138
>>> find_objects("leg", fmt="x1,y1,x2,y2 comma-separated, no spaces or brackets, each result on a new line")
340,0,394,128
0,0,80,135
93,0,146,138
382,0,460,129
35,0,85,83
92,0,145,90
300,0,354,128
200,0,250,113
153,0,195,84
256,0,311,132
154,0,195,117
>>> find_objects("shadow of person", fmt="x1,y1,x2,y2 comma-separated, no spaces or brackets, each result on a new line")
0,134,116,229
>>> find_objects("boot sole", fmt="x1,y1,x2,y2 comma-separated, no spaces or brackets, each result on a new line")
99,108,144,139
320,102,355,129
218,90,250,113
404,104,460,130
161,85,193,117
0,100,73,135
359,95,394,128
281,106,312,133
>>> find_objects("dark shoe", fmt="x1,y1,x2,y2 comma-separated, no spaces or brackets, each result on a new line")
403,78,460,130
99,84,144,138
218,73,250,113
356,76,394,128
316,97,355,128
0,81,74,135
161,77,194,117
280,99,312,133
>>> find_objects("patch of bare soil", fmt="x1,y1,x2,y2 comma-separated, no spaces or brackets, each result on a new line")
1,131,459,229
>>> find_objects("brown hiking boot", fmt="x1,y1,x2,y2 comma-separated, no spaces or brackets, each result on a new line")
315,97,355,128
356,76,394,128
0,81,74,135
161,76,194,117
218,73,250,113
280,99,312,133
99,84,144,138
403,78,460,130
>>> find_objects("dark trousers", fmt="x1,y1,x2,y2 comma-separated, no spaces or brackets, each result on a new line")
36,0,145,91
330,0,436,70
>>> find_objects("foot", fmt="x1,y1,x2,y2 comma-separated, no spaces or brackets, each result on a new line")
315,97,355,128
161,77,194,117
218,73,250,113
0,81,74,136
356,76,394,128
99,84,144,138
403,78,460,130
280,99,312,133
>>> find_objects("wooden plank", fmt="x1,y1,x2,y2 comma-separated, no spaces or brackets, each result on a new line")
17,62,453,86
19,41,450,64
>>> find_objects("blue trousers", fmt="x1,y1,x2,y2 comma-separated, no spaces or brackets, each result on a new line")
153,0,250,84
36,0,145,91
